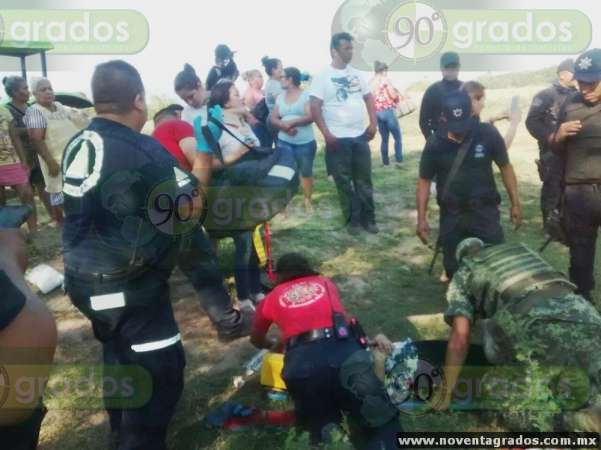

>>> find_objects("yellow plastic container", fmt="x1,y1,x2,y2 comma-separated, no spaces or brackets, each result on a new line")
260,352,287,391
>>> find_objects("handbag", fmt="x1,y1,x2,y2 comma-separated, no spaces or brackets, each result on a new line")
395,91,416,118
251,98,269,124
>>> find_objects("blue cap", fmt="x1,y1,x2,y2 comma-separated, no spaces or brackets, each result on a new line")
574,49,601,83
442,91,474,134
440,52,460,68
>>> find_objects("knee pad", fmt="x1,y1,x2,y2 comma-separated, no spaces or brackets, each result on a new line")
339,350,398,427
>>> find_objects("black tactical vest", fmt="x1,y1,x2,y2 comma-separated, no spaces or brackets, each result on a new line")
564,101,601,184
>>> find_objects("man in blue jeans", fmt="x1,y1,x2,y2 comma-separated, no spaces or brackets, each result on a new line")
310,32,378,235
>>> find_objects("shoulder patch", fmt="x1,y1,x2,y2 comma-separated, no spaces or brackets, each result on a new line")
62,130,104,198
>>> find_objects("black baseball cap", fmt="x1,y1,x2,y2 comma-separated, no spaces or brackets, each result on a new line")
574,49,601,83
442,91,474,134
215,44,235,60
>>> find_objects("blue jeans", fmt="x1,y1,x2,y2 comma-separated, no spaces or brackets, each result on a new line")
277,140,317,177
233,232,262,300
376,108,402,165
252,122,274,148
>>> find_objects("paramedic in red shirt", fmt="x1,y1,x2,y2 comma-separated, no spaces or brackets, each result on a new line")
251,253,401,449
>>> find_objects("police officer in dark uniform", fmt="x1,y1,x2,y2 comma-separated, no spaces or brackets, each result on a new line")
419,52,464,140
416,91,522,278
526,58,577,229
61,60,201,450
552,48,601,302
250,253,400,449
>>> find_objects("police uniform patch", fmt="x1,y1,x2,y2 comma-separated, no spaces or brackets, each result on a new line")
278,281,325,308
63,130,104,197
474,144,486,159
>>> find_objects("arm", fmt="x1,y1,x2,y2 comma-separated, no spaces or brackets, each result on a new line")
9,122,28,168
438,316,471,407
269,104,291,133
28,129,59,176
525,90,555,146
503,110,522,150
419,86,436,140
363,93,377,140
286,102,314,128
310,96,338,149
416,177,432,244
499,163,522,229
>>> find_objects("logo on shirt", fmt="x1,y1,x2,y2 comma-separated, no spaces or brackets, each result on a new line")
331,75,362,102
474,144,486,158
453,108,464,118
62,130,104,198
279,281,326,309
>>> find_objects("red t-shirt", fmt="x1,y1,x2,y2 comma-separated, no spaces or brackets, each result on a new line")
152,119,195,171
253,275,348,342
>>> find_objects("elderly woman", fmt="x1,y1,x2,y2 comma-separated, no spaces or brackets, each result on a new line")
208,81,265,308
24,77,88,226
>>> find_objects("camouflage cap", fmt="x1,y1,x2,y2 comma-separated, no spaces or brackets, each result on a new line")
455,238,485,263
384,338,419,409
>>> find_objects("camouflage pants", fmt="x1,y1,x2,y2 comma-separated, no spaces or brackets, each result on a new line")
482,294,601,431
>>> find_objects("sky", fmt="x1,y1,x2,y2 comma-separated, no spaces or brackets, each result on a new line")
2,0,601,101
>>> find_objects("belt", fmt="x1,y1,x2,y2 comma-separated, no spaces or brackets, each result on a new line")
65,262,149,282
286,327,334,351
507,283,575,315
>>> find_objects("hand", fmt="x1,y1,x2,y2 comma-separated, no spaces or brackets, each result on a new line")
510,203,522,230
46,158,60,177
365,124,377,141
285,127,298,137
324,132,338,151
555,120,582,143
246,113,259,127
416,219,430,245
372,333,394,354
267,336,282,352
491,111,510,123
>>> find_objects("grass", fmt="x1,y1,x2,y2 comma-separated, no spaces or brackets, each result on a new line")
32,83,601,449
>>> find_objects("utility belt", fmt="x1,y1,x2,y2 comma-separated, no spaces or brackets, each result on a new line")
564,182,601,190
503,281,575,315
286,318,368,352
440,194,500,214
65,257,149,283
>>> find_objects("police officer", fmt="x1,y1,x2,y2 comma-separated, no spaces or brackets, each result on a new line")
416,91,522,278
250,253,400,449
526,58,577,229
419,52,463,140
435,238,601,431
61,60,200,449
553,48,601,302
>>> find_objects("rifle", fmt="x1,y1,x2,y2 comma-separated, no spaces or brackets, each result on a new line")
428,237,441,275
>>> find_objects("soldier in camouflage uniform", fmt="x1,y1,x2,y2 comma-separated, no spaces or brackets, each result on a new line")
435,237,601,431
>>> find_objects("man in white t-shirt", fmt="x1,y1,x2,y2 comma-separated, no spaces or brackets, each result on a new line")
310,32,378,234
